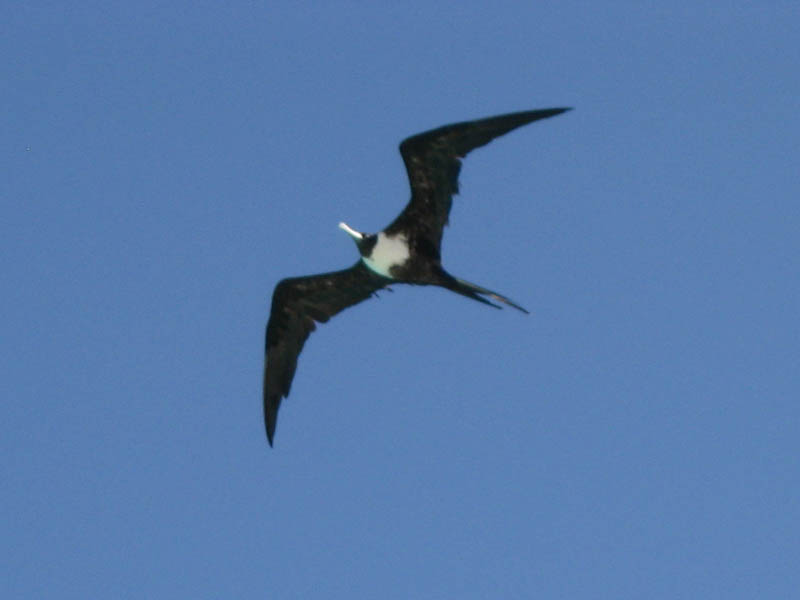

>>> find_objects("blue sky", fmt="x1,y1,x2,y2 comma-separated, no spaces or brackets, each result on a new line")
3,2,798,598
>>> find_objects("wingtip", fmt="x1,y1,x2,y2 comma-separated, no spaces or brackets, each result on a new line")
515,107,572,124
265,401,277,448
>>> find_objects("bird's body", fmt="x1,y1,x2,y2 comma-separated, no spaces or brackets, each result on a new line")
263,107,571,445
350,227,410,279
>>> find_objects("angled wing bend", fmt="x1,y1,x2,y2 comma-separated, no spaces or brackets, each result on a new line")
263,261,388,445
386,108,571,256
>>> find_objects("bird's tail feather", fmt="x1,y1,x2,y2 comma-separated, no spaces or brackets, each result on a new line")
448,276,530,314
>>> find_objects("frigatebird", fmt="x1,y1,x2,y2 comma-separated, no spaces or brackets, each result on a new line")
263,107,571,445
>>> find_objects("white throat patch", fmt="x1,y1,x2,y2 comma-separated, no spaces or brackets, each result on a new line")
363,232,410,278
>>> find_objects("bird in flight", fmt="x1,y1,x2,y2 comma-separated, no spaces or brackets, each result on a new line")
263,107,571,446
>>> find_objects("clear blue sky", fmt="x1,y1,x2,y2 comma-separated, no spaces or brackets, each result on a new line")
3,2,798,598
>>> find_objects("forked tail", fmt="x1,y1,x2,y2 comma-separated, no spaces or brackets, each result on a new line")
445,275,530,314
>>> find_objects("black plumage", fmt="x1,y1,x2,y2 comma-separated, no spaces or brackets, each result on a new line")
263,262,388,445
263,108,571,446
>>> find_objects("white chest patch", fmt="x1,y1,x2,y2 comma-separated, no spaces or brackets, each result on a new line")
362,232,410,278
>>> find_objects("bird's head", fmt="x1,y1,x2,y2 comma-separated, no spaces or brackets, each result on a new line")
339,222,377,257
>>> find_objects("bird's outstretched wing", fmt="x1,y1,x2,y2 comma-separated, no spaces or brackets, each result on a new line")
385,108,571,256
263,261,388,446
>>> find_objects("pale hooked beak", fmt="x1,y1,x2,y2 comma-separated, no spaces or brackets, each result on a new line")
338,222,364,240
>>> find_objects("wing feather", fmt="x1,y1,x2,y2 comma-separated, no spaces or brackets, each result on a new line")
263,261,388,445
386,108,571,255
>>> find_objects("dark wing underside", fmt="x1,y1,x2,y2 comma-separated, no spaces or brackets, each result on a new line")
385,108,571,256
263,261,388,446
